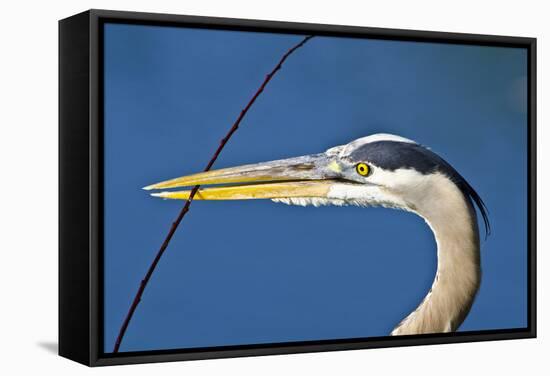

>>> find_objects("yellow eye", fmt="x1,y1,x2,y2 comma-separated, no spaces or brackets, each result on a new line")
356,163,370,176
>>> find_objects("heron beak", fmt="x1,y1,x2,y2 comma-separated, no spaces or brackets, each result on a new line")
144,154,340,201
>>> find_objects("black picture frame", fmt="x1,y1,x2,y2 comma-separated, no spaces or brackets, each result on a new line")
59,9,537,367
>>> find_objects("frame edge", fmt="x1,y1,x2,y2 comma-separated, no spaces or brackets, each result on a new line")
59,10,93,366
62,8,537,367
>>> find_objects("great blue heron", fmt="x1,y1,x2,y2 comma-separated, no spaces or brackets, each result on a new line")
144,133,490,335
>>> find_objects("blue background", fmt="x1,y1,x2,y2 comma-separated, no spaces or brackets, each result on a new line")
103,23,528,352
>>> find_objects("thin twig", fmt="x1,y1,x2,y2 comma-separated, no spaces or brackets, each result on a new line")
113,35,314,353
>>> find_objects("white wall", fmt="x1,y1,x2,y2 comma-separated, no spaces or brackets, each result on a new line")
0,0,547,374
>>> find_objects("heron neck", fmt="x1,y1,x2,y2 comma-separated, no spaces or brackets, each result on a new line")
391,174,481,335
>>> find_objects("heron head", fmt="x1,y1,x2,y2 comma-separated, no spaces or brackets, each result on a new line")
144,133,489,235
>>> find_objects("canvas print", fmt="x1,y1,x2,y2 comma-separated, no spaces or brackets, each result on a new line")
103,22,528,353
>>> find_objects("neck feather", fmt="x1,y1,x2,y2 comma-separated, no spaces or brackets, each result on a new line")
391,173,481,335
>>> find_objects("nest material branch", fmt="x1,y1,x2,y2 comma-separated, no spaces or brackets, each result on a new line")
113,35,314,353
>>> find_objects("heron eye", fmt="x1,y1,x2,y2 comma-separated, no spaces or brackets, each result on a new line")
356,163,370,176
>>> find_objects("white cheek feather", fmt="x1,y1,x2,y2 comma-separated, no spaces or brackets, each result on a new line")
271,197,348,207
270,168,424,211
271,196,375,208
328,183,412,211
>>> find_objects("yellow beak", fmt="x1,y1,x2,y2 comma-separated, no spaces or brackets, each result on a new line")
150,181,333,200
144,154,339,201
